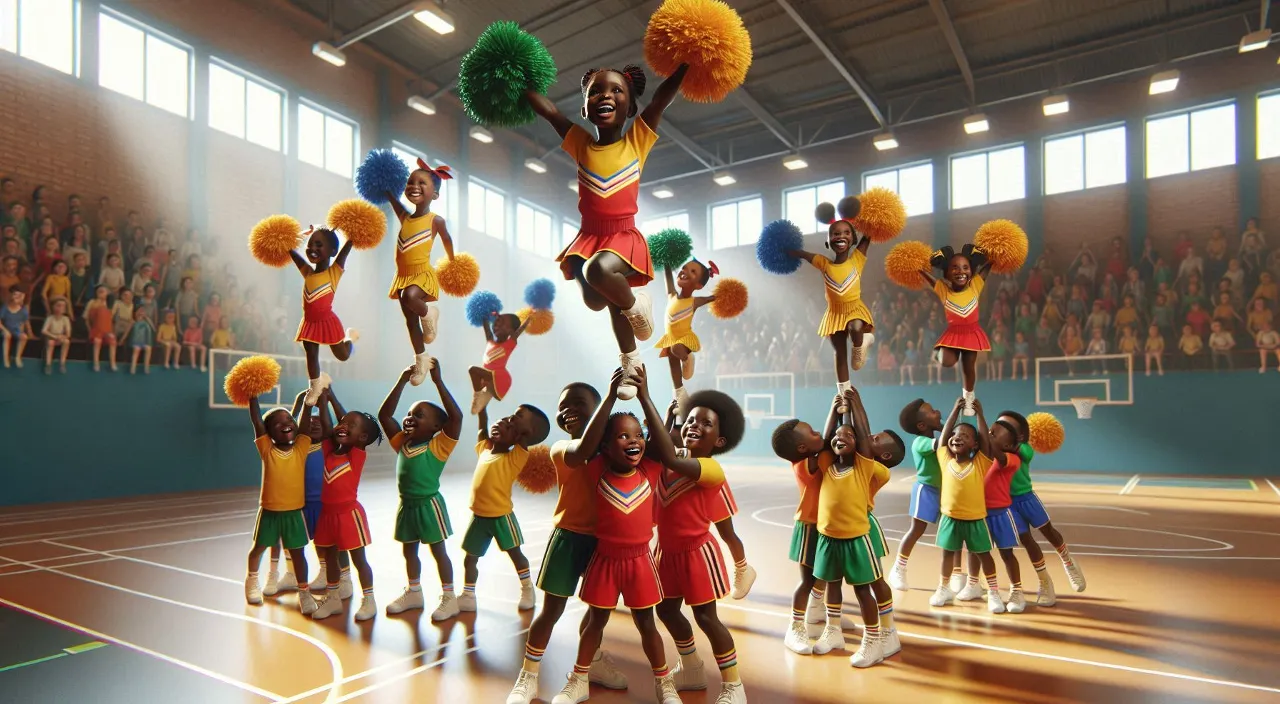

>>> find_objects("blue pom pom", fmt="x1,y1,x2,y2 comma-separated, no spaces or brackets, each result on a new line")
466,290,503,327
523,278,556,310
756,219,804,275
354,149,409,205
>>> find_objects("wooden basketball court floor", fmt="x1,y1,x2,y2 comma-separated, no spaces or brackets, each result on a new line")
2,457,1279,704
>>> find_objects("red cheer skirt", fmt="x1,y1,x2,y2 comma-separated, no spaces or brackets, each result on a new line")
557,215,653,288
935,322,991,353
479,366,512,400
296,311,346,345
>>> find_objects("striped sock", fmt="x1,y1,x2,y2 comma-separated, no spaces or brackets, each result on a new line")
810,585,824,600
895,553,909,568
877,597,895,631
269,556,279,568
362,586,373,596
951,565,963,577
327,582,339,598
675,635,699,669
734,558,747,570
1032,558,1047,574
341,566,351,580
1055,543,1073,566
523,643,546,674
652,663,670,679
985,573,999,593
441,582,454,594
574,662,591,677
408,578,422,593
826,604,841,625
967,574,980,587
517,567,531,583
715,649,739,683
865,623,880,641
248,570,258,581
1010,580,1023,595
464,582,476,595
791,607,805,624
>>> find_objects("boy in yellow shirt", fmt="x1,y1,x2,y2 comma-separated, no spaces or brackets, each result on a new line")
460,403,551,612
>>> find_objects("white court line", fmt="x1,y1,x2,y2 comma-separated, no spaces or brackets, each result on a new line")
0,595,282,701
0,510,256,548
0,489,255,521
1266,479,1280,499
715,601,1280,696
1119,475,1141,495
44,541,243,585
0,496,258,528
0,556,122,577
0,532,249,568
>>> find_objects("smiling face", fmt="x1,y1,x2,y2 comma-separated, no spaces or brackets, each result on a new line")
490,407,536,446
827,220,855,255
403,170,438,207
556,385,598,438
682,406,726,457
305,230,336,263
333,411,372,449
583,70,634,129
402,401,444,442
601,414,646,471
946,255,972,288
265,408,298,446
676,260,709,292
948,423,978,457
830,424,857,458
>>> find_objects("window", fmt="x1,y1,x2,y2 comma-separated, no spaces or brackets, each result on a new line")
515,202,554,257
950,145,1025,209
562,220,579,249
467,179,505,239
208,60,284,151
861,164,934,216
298,101,356,177
390,144,459,225
783,180,845,233
1042,125,1126,195
1257,93,1280,160
709,197,763,250
641,212,690,234
0,0,78,75
1146,103,1236,178
98,10,190,117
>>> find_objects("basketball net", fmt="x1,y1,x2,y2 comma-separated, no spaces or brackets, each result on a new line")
1070,397,1096,419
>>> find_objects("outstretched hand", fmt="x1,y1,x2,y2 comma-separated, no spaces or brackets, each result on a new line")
430,359,443,384
608,367,628,396
632,364,650,399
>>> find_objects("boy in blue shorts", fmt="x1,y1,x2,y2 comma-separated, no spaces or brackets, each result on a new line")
955,420,1026,612
887,398,944,592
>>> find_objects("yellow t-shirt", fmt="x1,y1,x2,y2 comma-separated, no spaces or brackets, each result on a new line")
867,459,891,510
157,322,178,343
210,328,231,348
937,446,993,521
550,439,597,534
817,453,882,539
469,440,530,517
256,435,312,511
811,251,867,309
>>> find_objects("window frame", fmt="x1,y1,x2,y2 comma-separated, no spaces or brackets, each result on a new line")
1,0,81,76
515,199,555,257
207,56,287,152
1041,122,1127,195
706,194,764,250
640,211,691,235
297,98,359,177
1256,90,1280,161
467,177,507,240
97,6,193,118
1144,100,1237,179
783,179,847,233
948,143,1026,210
860,162,934,216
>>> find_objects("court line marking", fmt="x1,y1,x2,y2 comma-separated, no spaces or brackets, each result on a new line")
0,532,249,568
1266,479,1280,499
44,541,244,585
0,557,121,577
715,601,1280,696
0,595,282,701
0,496,259,528
1119,474,1141,495
0,489,256,520
0,510,257,548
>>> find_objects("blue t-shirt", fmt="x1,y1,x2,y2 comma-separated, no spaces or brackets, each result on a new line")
304,442,325,502
1,305,28,334
129,320,154,346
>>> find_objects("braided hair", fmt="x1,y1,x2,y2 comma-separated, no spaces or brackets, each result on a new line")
581,65,647,98
930,244,988,272
357,411,383,446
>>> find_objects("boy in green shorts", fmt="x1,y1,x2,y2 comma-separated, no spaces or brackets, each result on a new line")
460,402,551,612
378,362,464,620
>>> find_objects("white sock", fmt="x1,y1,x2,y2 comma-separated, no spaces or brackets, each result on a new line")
963,388,975,403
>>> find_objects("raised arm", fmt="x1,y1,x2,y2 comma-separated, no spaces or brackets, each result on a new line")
384,191,408,221
297,396,314,438
822,393,842,445
432,360,463,440
378,367,414,439
509,314,533,342
664,267,676,297
248,395,267,439
939,396,964,448
326,386,347,423
434,215,455,260
316,390,334,438
691,295,716,311
843,387,874,458
788,248,821,264
333,239,354,270
564,368,624,467
973,399,992,458
976,260,994,278
634,365,700,478
918,269,939,287
856,235,871,255
482,314,496,343
477,407,489,444
525,89,574,139
289,249,311,277
639,64,688,130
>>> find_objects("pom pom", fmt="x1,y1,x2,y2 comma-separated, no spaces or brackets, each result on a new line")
815,202,835,226
249,215,303,268
326,199,386,251
1027,412,1065,454
884,240,932,290
354,149,408,205
709,277,748,319
517,307,555,335
854,187,907,243
466,290,503,327
643,0,752,103
756,219,803,275
974,219,1029,274
516,445,558,494
224,355,281,406
837,195,862,222
523,278,556,310
457,22,558,128
437,253,481,298
647,228,693,271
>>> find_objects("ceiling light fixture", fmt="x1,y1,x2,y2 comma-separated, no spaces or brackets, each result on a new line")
469,126,493,143
311,41,346,67
1042,94,1070,116
407,95,436,115
963,113,989,134
652,186,674,199
524,158,547,174
713,172,737,186
1239,29,1271,53
1149,69,1180,95
873,132,899,150
414,2,455,35
782,154,808,170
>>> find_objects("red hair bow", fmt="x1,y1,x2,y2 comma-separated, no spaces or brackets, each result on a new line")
416,159,454,181
707,260,720,278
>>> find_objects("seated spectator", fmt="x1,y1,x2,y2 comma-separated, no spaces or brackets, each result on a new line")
182,315,207,371
99,252,126,292
1223,258,1245,301
1011,331,1030,380
1178,324,1203,369
63,224,89,265
1153,256,1173,289
156,309,180,369
41,260,72,318
0,256,19,295
1215,278,1240,311
1246,298,1273,338
900,340,919,385
1040,296,1064,329
1117,325,1139,362
1208,321,1235,371
137,283,159,327
2,228,21,261
1144,324,1165,376
1181,281,1208,318
175,277,200,322
6,203,31,255
1085,300,1111,337
988,330,1009,381
111,288,135,346
1204,227,1228,285
131,262,156,298
1211,292,1241,333
1105,237,1127,282
1114,295,1141,337
85,285,117,372
34,234,62,275
1121,267,1146,310
127,307,154,375
1035,317,1055,358
1176,243,1203,284
1085,327,1108,373
41,297,71,374
1,288,32,368
68,252,91,311
1185,302,1211,338
1256,320,1280,373
1060,325,1084,376
1067,284,1089,320
1252,271,1278,308
876,343,896,383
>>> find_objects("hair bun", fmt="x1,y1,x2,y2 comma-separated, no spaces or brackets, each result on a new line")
622,64,647,97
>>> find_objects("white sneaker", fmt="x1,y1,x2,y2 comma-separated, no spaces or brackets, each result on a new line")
713,681,747,704
346,327,360,343
812,623,845,654
731,563,756,599
616,352,641,401
1006,589,1027,614
589,650,627,689
262,570,280,597
929,584,955,607
312,594,344,619
655,674,682,704
506,669,538,704
987,591,1006,614
355,596,377,621
805,593,825,624
410,352,432,386
1036,576,1057,607
457,591,477,612
948,572,965,593
625,291,654,342
276,571,298,592
339,573,353,600
551,673,589,704
433,593,460,621
422,305,440,345
681,353,695,380
245,575,263,605
299,590,318,616
309,568,327,592
962,396,976,417
850,634,883,668
305,375,327,406
674,386,691,417
887,562,909,592
882,628,901,657
851,341,868,371
471,388,494,415
386,587,425,615
518,582,535,611
1063,558,1087,592
956,582,985,601
784,620,813,654
671,659,706,691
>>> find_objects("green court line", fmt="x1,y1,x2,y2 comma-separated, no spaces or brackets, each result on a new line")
0,641,106,673
0,652,67,673
1137,478,1256,490
63,641,107,654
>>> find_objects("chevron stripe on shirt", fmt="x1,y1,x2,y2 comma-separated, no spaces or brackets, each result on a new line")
599,472,652,514
578,159,641,199
397,227,433,252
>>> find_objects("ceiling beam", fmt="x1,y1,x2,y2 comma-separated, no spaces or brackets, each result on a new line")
734,88,795,150
657,121,723,170
334,2,421,50
774,0,886,127
927,0,976,104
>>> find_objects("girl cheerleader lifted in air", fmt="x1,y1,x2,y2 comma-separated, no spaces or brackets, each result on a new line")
656,257,717,414
469,310,531,415
292,226,355,404
920,245,993,415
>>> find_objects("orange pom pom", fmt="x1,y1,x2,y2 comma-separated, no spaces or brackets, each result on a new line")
709,277,748,318
854,187,907,243
643,0,752,103
885,240,932,290
224,355,281,406
1027,412,1065,454
249,215,302,268
974,219,1028,274
517,445,558,494
437,252,481,297
327,198,386,251
527,308,554,335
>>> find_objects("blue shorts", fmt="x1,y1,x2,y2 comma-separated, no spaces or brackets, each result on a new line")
908,482,941,524
985,508,1025,550
302,500,323,540
1010,492,1051,530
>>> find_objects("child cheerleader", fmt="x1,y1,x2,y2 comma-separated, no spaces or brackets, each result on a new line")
469,311,531,415
655,258,716,413
527,62,689,400
385,161,455,386
291,226,356,404
919,245,993,415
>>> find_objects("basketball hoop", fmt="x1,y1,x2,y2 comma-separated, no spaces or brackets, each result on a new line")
746,410,767,431
1070,397,1096,419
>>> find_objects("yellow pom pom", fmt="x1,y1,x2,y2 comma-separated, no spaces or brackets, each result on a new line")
224,355,281,407
884,240,932,290
249,215,302,268
643,0,752,103
854,187,908,243
528,308,554,335
1027,412,1065,454
517,445,558,494
327,198,386,251
709,277,748,319
974,219,1028,274
437,252,481,297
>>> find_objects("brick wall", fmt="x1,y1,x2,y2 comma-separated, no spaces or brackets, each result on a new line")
1258,159,1280,231
950,201,1027,251
1043,185,1129,270
1147,167,1239,245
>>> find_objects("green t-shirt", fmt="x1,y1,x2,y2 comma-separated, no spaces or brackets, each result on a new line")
1009,442,1036,496
910,435,941,488
392,431,458,500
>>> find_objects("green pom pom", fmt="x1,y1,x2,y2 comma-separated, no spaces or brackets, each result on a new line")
458,22,557,129
647,228,693,271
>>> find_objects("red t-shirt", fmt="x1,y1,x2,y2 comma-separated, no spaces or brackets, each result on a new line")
320,440,366,505
1186,309,1211,337
590,455,661,551
983,451,1021,510
656,458,727,548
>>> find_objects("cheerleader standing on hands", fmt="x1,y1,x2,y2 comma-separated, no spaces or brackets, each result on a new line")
919,245,992,415
656,258,716,413
293,227,355,404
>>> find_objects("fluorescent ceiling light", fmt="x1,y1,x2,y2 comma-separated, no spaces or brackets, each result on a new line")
1042,94,1069,116
414,3,455,35
873,132,899,150
568,180,579,193
963,113,989,134
782,154,808,170
312,41,346,67
407,95,436,115
713,172,736,186
469,126,493,143
524,158,547,174
1239,29,1271,53
652,186,674,199
1149,70,1180,95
